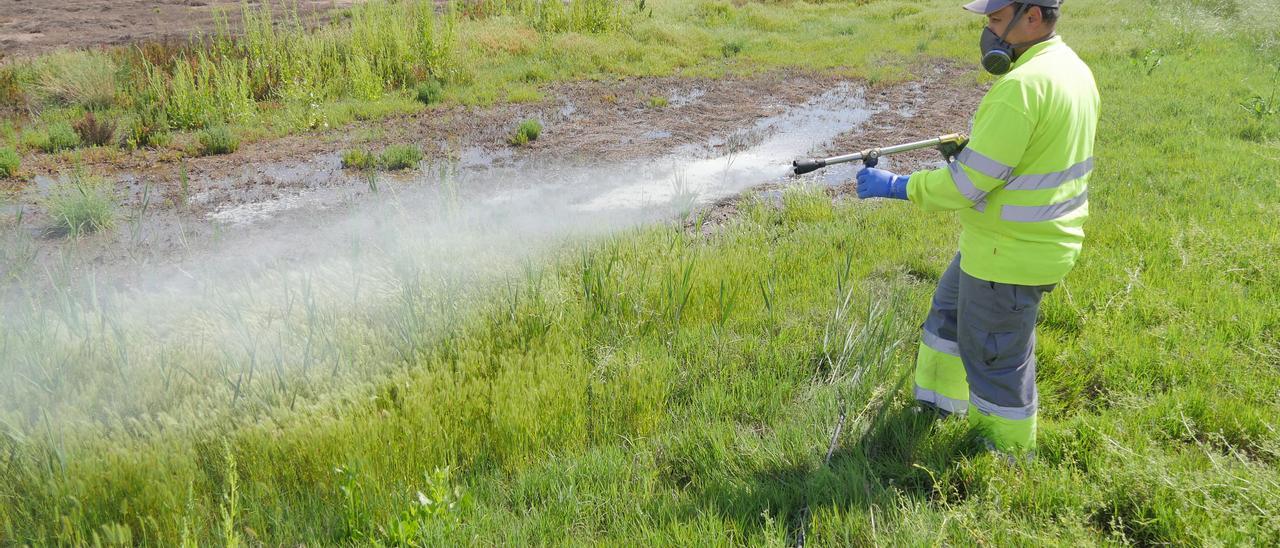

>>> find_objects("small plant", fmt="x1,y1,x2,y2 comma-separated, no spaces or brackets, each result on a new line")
73,112,117,147
342,148,377,170
382,467,467,545
509,119,542,146
45,171,116,237
31,122,82,153
646,95,669,108
198,126,240,156
0,147,18,178
415,80,445,106
378,144,423,170
720,39,744,58
1238,76,1278,142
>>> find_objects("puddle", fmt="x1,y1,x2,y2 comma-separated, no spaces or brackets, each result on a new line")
189,84,892,229
668,87,706,107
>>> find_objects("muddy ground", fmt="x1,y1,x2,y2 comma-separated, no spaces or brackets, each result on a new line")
0,0,367,60
0,61,982,290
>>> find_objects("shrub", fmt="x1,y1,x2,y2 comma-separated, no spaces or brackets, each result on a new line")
197,126,240,156
45,171,116,237
121,101,170,149
0,147,18,178
73,112,117,147
509,119,542,146
34,50,118,110
416,80,445,106
28,122,82,153
378,144,423,170
342,148,376,170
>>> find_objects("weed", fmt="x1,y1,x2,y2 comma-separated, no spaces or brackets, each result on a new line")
1133,48,1166,75
720,39,745,58
0,147,18,178
121,116,171,150
218,445,243,548
1238,71,1278,141
646,95,669,108
197,126,240,156
33,50,118,109
0,67,24,111
342,148,377,170
378,144,423,170
383,467,467,545
509,118,542,146
73,112,118,147
416,80,445,106
44,171,116,237
29,122,82,153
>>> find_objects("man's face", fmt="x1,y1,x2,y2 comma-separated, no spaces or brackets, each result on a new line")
985,4,1046,44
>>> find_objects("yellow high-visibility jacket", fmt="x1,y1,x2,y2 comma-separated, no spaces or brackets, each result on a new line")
908,36,1100,286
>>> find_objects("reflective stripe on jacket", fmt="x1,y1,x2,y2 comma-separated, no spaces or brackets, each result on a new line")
908,36,1100,286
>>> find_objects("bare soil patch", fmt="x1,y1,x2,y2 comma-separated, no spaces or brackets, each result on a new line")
0,0,361,60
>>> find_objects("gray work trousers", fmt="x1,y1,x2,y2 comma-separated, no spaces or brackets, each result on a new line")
922,254,1055,419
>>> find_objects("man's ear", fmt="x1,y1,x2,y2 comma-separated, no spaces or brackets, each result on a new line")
1027,6,1042,26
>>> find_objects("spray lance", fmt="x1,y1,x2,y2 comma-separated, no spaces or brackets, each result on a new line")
791,133,969,175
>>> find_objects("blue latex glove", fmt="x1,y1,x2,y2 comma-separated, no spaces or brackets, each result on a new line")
856,167,909,200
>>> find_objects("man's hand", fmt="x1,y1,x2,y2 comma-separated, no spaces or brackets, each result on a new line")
856,167,910,200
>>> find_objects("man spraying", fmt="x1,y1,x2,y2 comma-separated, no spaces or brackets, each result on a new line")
854,0,1099,453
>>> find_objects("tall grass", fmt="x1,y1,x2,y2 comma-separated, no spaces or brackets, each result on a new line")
0,147,18,177
32,50,119,110
142,0,460,130
0,0,1278,545
466,0,641,34
43,171,117,236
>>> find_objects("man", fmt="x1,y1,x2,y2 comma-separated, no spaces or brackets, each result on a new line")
854,0,1099,453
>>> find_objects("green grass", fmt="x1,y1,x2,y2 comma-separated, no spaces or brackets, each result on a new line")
510,118,542,146
43,171,117,237
0,147,18,178
2,0,1280,545
197,125,240,156
378,143,424,170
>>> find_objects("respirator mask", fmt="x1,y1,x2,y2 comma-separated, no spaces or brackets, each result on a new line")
980,3,1055,75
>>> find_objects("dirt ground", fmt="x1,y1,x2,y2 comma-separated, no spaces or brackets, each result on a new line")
0,0,362,60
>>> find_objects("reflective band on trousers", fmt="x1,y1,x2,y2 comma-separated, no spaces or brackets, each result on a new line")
970,392,1036,420
922,329,960,356
915,385,969,414
1005,157,1095,191
1001,190,1088,222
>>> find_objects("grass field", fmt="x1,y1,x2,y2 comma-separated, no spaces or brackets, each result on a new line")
2,0,1279,545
